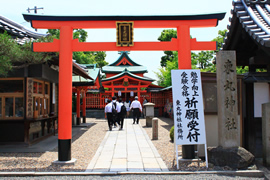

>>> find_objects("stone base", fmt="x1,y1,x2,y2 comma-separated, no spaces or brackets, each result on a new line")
208,146,254,170
146,116,153,127
52,158,77,166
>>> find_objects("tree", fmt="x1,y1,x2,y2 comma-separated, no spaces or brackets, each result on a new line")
47,29,108,67
155,51,178,87
158,29,198,68
158,29,177,67
0,32,53,76
155,29,249,87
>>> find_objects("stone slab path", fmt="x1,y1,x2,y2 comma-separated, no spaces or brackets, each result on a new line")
85,118,168,172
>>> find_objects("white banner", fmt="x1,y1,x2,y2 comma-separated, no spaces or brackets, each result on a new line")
171,69,206,145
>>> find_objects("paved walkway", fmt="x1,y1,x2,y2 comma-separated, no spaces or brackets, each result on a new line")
85,118,168,172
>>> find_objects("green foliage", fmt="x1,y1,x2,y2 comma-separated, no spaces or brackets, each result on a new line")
236,66,249,74
170,126,174,142
0,32,53,76
158,29,177,67
155,29,239,87
155,52,178,87
212,29,227,51
47,29,108,67
192,51,215,70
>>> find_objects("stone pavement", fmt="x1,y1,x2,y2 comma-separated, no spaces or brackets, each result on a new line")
85,118,169,172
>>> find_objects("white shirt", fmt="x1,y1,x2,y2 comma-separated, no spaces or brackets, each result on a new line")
112,100,120,113
130,100,142,111
104,102,112,113
117,102,123,113
124,101,130,111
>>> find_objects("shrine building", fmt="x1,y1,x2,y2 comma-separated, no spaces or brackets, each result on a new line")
85,51,165,112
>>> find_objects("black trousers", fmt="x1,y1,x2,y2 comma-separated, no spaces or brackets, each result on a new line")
118,114,124,129
106,113,113,130
132,108,141,124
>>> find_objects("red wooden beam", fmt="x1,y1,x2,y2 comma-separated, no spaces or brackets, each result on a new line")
33,38,216,52
30,19,218,29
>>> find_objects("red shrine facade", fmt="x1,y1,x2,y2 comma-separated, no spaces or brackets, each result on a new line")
85,52,165,109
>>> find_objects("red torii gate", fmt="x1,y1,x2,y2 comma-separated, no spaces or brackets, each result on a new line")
23,13,225,162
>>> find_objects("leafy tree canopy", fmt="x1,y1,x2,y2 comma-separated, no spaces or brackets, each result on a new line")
155,29,248,87
0,32,53,76
47,29,108,67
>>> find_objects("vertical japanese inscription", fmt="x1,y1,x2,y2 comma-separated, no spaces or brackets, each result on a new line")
223,59,237,130
172,69,206,145
216,51,239,148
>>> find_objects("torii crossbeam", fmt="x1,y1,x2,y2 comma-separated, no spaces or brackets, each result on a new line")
23,13,225,162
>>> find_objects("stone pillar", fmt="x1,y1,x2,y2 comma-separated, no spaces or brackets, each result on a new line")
262,102,270,166
216,51,240,148
152,118,158,140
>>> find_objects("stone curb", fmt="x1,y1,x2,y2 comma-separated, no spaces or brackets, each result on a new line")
0,170,264,178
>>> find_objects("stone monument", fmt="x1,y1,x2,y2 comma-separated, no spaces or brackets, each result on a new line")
262,102,270,166
216,51,240,148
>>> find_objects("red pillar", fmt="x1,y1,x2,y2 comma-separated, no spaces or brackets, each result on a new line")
82,89,86,123
177,25,194,159
177,25,191,69
58,26,73,161
76,88,81,125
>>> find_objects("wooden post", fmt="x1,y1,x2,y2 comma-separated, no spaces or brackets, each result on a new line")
82,89,86,123
76,88,81,125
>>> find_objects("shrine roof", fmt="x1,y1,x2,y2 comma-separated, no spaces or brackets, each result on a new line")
0,15,47,44
102,65,147,74
23,13,225,22
102,69,154,82
72,64,100,85
222,0,270,65
102,52,147,73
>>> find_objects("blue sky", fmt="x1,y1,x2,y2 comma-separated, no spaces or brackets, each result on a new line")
1,0,233,81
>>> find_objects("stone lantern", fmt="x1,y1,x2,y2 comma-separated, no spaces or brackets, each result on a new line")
144,102,155,127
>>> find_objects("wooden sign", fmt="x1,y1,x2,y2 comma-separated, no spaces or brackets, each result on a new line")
116,22,134,46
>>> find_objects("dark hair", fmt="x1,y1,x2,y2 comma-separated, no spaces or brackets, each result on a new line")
119,98,122,102
107,99,111,103
112,96,117,100
126,99,129,103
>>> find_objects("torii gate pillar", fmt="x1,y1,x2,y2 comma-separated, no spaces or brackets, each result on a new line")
58,26,73,161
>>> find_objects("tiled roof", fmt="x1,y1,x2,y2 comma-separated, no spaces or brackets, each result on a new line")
0,15,47,44
102,65,148,74
223,0,270,49
102,52,148,73
102,68,154,82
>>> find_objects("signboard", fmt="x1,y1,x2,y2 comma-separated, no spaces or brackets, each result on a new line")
171,69,208,168
116,22,134,46
172,69,206,145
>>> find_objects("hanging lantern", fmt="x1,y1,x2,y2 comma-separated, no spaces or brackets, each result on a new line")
118,91,121,96
130,91,134,97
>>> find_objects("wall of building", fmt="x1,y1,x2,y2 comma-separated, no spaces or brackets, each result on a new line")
254,82,270,118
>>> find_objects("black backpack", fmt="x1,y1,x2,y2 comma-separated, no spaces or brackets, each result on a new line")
121,105,127,116
112,102,118,116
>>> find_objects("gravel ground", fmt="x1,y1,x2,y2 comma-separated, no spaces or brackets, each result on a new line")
141,117,208,171
0,118,108,172
0,117,264,175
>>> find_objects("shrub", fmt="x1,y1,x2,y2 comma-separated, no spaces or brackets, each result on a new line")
170,126,174,142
